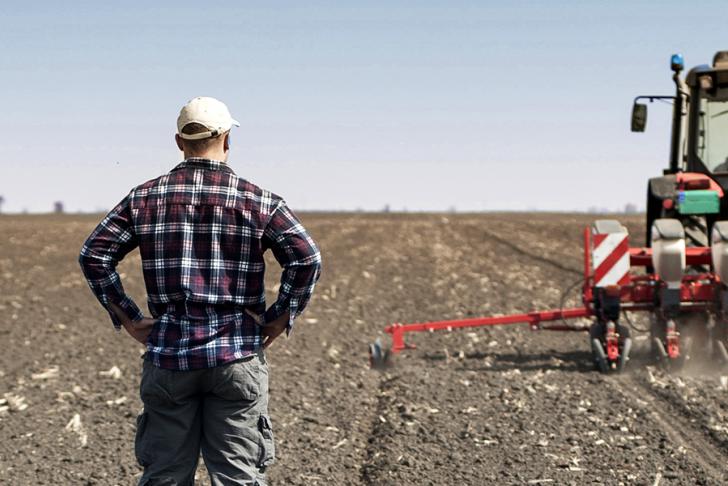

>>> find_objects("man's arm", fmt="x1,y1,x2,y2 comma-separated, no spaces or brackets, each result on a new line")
261,200,322,346
108,302,156,344
78,194,145,330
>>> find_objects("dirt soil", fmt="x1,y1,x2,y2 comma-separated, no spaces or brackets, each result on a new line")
1,213,727,485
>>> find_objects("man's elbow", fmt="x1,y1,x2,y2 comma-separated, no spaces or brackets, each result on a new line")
78,248,88,272
78,245,99,277
307,248,322,271
290,255,322,284
292,248,322,269
309,255,322,283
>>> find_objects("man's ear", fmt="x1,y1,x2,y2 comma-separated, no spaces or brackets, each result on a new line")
223,133,230,152
175,133,184,151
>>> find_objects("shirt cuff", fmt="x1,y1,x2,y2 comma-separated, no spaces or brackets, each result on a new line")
104,296,144,330
263,300,298,335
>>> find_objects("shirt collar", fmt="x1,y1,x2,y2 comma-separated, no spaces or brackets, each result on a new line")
172,158,234,174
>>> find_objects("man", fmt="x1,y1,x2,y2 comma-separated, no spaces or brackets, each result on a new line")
79,97,322,485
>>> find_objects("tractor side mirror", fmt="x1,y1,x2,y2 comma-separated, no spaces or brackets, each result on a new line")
631,103,647,132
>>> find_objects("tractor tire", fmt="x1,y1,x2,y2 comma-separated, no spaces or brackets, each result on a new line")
682,214,709,248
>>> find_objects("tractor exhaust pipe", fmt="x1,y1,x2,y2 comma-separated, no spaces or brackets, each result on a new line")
668,54,686,174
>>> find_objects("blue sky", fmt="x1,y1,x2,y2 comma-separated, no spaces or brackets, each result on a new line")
1,1,726,212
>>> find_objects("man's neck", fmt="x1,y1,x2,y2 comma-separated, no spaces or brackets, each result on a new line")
183,151,227,162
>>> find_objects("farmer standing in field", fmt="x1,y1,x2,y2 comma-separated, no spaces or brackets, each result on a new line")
79,97,322,485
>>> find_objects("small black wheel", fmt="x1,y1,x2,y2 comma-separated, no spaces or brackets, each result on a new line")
669,336,692,371
651,336,668,361
369,338,390,369
617,337,632,373
716,340,728,365
591,338,608,373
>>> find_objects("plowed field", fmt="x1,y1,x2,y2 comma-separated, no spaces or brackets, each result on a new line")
1,213,727,485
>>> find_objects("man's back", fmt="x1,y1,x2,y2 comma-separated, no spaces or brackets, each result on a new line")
80,157,321,370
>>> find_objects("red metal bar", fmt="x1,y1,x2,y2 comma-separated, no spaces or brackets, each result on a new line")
386,307,592,353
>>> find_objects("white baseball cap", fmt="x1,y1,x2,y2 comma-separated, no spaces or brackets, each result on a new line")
177,97,240,140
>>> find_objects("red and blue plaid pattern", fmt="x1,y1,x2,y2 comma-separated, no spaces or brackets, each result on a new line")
79,158,321,370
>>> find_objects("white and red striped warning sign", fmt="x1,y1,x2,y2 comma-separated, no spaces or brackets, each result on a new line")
592,232,630,287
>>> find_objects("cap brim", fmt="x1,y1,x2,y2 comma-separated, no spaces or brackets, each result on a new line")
231,118,240,127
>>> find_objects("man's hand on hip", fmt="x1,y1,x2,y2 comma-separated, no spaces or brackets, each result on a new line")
108,302,155,345
259,312,289,349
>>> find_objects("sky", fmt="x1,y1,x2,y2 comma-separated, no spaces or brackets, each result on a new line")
1,1,727,213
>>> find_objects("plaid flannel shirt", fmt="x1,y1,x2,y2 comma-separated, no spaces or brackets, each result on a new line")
79,158,321,370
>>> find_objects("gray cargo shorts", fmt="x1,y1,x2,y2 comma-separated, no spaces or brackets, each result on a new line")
135,350,275,486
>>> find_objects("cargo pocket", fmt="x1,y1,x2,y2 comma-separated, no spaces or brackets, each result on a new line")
257,414,276,468
214,359,261,402
134,411,151,467
140,360,175,408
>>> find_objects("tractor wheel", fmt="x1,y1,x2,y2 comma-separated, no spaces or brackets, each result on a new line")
654,210,709,270
682,214,709,248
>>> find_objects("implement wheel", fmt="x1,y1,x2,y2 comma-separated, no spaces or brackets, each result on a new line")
589,322,630,373
591,338,609,373
716,340,728,365
369,338,391,369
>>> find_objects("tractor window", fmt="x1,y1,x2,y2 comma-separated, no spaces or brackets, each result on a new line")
698,96,728,173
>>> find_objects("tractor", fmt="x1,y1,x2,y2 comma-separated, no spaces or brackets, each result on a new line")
633,51,728,367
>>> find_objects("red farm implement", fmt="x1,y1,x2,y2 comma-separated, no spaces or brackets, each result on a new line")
370,219,728,373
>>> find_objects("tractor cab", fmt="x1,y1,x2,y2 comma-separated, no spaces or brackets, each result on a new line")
633,51,728,247
686,53,728,179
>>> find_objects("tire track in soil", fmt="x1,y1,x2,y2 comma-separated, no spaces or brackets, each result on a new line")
479,226,582,276
614,374,728,483
359,217,460,485
360,373,396,486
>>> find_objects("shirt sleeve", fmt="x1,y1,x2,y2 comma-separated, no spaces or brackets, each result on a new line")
78,194,144,330
262,200,322,332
